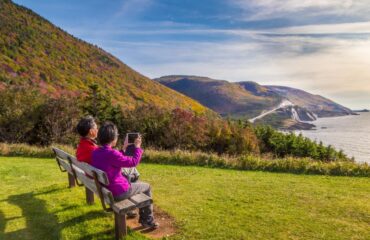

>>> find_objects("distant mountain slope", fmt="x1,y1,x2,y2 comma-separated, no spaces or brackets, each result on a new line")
265,86,353,117
0,0,209,113
156,75,282,118
156,75,354,129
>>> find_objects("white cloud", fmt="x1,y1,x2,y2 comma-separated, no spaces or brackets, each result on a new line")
232,0,370,21
270,21,370,34
245,0,353,12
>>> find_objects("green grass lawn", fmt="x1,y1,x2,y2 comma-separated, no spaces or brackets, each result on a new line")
0,157,369,240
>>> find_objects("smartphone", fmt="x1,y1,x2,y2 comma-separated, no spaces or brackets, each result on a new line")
126,133,140,144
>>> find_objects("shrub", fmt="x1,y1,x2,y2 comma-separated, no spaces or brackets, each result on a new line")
117,106,260,155
141,148,369,177
0,143,74,158
0,88,45,143
254,125,350,162
28,97,82,145
0,87,81,146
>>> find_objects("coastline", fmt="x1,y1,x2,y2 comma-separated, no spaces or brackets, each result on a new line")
295,112,370,164
291,112,360,131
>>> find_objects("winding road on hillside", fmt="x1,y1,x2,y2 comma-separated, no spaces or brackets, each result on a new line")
249,99,294,123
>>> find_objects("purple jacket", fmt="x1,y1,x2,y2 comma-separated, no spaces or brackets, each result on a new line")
91,145,143,196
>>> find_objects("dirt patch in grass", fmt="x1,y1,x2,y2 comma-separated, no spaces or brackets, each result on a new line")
126,205,178,239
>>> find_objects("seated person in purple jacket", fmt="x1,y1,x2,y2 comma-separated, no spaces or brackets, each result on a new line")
92,122,158,228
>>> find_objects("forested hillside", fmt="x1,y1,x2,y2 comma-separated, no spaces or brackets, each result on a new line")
0,0,208,113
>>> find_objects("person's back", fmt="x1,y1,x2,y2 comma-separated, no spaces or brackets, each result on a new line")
92,144,143,196
75,116,98,164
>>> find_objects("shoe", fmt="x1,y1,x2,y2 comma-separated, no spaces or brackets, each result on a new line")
126,210,137,218
139,219,159,229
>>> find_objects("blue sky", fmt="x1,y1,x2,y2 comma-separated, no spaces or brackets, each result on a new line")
14,0,370,109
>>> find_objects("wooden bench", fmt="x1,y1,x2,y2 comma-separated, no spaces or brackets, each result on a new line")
52,147,152,239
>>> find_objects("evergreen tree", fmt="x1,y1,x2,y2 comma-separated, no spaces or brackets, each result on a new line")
82,84,114,122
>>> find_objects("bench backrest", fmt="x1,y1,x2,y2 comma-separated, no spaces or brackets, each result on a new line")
53,148,109,185
52,147,115,207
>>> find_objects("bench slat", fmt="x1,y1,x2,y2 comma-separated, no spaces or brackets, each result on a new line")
53,147,71,160
112,199,136,214
58,157,73,174
53,147,109,185
69,156,109,185
101,187,115,206
129,193,153,209
73,168,114,206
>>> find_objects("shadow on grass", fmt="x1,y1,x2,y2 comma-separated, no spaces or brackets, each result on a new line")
77,229,114,240
6,191,62,239
1,187,112,240
62,210,108,229
0,210,4,234
0,209,28,239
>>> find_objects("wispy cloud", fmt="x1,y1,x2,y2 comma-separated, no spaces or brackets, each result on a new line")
269,21,370,34
113,0,154,19
232,0,370,22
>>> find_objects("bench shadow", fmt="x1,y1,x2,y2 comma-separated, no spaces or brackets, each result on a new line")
7,191,62,239
0,210,4,234
2,186,174,239
2,187,109,239
0,209,27,239
61,210,108,229
77,229,114,240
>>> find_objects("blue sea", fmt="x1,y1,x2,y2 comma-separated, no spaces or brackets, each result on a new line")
295,112,370,164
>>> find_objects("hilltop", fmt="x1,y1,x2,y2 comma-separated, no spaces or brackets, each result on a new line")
0,0,209,113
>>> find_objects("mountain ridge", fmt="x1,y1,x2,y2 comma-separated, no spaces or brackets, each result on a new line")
156,75,354,129
156,75,282,119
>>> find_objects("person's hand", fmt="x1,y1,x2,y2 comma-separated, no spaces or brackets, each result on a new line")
134,135,142,148
122,134,129,151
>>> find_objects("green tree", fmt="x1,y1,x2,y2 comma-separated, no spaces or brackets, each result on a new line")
82,84,114,122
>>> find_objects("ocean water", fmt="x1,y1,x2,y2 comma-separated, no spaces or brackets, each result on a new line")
295,112,370,164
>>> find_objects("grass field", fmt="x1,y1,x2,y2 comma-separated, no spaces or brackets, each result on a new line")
0,156,369,240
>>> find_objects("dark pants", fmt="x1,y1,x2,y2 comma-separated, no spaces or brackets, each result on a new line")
114,182,154,222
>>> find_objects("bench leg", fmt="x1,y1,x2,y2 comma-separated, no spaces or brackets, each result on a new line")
85,187,94,205
114,212,127,240
68,173,75,188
